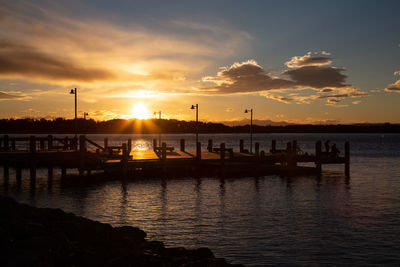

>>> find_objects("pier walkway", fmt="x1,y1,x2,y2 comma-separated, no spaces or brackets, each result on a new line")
0,135,350,181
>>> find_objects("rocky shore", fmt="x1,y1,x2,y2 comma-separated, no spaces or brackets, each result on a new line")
0,196,244,267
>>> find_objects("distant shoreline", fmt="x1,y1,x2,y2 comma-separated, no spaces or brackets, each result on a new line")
1,118,399,134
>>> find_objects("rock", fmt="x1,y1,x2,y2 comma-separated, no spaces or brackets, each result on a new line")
0,196,244,267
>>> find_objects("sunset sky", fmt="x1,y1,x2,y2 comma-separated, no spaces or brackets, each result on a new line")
0,0,399,124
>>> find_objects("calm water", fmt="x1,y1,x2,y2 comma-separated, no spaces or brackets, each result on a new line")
1,133,400,266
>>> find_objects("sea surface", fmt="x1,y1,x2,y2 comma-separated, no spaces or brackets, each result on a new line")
1,133,400,266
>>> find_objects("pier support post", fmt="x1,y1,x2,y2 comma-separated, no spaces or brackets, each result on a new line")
79,135,86,176
40,139,45,150
220,143,225,164
3,162,9,179
48,166,53,179
104,138,108,151
286,142,292,153
153,139,157,150
48,135,53,149
239,139,244,153
4,135,9,151
161,142,167,160
271,140,276,153
61,167,67,178
289,140,298,168
122,143,128,178
315,141,322,175
29,136,36,180
207,139,213,152
196,142,201,160
255,142,260,157
127,139,132,152
345,141,350,178
11,139,16,150
63,136,68,150
180,139,185,152
16,166,22,187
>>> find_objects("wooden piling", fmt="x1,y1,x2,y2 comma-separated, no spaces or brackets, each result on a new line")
4,135,9,151
40,139,45,150
220,143,225,163
239,139,244,153
286,142,292,153
122,143,128,178
293,140,297,153
3,162,9,179
29,136,36,153
345,141,350,178
153,139,157,150
48,135,53,149
29,135,36,180
180,139,185,152
61,167,67,178
161,142,167,160
127,139,132,152
16,166,22,185
79,135,86,176
196,142,201,160
11,139,16,150
271,140,276,153
104,138,108,151
48,166,53,179
29,162,36,180
255,142,260,157
315,141,322,174
207,139,213,152
63,136,68,150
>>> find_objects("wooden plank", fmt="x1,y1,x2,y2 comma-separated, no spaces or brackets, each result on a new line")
131,150,159,160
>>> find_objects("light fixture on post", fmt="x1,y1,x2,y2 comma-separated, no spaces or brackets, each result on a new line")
69,88,78,147
83,112,88,120
244,108,253,153
154,111,162,146
190,104,199,147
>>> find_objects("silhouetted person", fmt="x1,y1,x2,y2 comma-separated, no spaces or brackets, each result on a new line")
331,144,340,157
325,140,330,153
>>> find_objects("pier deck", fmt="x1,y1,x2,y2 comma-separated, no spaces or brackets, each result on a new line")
0,135,350,180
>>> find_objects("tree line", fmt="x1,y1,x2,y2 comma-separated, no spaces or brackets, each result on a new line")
0,118,399,134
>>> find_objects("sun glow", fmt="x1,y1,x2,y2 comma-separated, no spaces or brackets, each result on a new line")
131,103,150,119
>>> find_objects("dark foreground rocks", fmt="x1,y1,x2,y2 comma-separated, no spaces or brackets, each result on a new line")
0,196,244,267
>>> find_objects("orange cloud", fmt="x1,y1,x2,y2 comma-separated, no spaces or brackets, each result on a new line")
0,2,250,99
199,53,367,106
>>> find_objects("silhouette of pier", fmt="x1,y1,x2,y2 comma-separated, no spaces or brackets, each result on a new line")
0,135,350,182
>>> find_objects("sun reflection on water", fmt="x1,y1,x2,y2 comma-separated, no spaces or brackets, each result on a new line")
132,139,151,151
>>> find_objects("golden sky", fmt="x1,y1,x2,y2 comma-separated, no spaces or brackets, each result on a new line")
1,1,399,124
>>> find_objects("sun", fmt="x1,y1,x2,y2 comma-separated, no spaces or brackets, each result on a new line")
131,103,149,119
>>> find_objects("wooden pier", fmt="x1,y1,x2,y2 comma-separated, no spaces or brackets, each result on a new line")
0,135,350,181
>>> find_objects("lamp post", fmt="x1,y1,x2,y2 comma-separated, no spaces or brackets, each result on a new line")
245,108,253,153
154,111,162,146
69,88,77,139
190,104,198,146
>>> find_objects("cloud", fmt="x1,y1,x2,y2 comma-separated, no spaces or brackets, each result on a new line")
200,52,366,105
0,41,116,82
202,60,295,94
0,91,29,101
0,2,250,97
385,71,400,93
285,52,332,68
385,80,400,92
283,65,347,88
